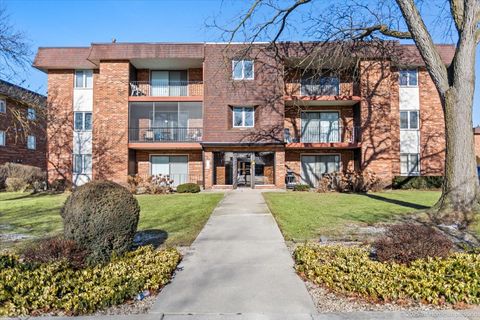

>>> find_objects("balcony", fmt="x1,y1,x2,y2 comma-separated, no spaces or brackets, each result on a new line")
129,80,203,97
129,127,203,143
285,125,361,148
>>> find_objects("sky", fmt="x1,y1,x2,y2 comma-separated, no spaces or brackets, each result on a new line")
5,0,480,125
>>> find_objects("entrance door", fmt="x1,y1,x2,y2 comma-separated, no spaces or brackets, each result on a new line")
151,71,169,96
237,160,251,187
151,155,188,187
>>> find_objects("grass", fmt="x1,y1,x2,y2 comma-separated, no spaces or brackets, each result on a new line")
0,191,224,250
263,190,441,241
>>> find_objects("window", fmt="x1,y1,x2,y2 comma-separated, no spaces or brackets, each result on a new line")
400,111,419,129
232,60,254,80
0,131,5,146
301,112,340,143
233,106,254,127
0,99,5,113
73,154,92,174
27,135,36,150
301,76,340,96
74,112,92,131
301,155,340,187
151,155,188,187
400,153,420,175
27,108,36,120
74,70,93,88
399,69,418,87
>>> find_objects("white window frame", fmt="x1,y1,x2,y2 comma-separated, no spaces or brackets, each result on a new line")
0,99,5,113
399,69,418,87
74,70,93,89
27,135,36,150
400,110,419,130
27,108,36,120
74,112,93,131
0,130,5,146
400,153,420,176
232,106,255,128
232,60,254,80
73,154,92,174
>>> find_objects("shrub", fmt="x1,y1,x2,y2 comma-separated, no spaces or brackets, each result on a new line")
49,178,71,192
293,184,310,192
61,180,140,264
176,182,201,193
22,237,87,269
317,170,384,193
373,223,453,264
294,244,480,305
392,176,443,190
127,174,173,194
0,246,181,316
0,163,46,192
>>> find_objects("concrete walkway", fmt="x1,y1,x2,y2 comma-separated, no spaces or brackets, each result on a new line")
151,188,316,315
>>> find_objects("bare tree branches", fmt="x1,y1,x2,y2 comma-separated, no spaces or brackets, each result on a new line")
352,24,411,39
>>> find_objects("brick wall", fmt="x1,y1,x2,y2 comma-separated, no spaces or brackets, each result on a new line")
203,44,284,143
46,70,74,183
359,60,393,183
93,61,130,184
0,96,47,169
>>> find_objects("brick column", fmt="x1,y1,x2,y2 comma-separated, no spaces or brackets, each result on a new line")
275,151,286,188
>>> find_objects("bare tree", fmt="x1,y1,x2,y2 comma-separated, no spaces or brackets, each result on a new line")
216,0,480,225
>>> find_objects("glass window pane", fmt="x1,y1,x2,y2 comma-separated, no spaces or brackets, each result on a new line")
0,100,5,113
233,61,243,79
399,70,408,86
408,69,418,86
74,112,83,130
0,131,5,145
27,136,35,149
233,107,243,126
85,70,93,88
244,107,254,126
400,155,408,174
400,111,409,129
410,154,419,173
27,108,35,120
74,155,82,173
84,112,92,130
75,71,84,88
243,60,253,79
83,155,92,173
409,111,418,129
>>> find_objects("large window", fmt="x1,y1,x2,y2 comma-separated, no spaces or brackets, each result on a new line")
301,112,340,143
301,154,340,187
233,106,254,128
400,111,419,129
74,112,92,131
73,154,92,174
151,155,188,187
75,70,93,88
232,60,254,80
0,131,5,146
0,99,5,113
399,69,418,87
27,135,36,150
400,153,420,176
151,70,188,96
301,76,339,96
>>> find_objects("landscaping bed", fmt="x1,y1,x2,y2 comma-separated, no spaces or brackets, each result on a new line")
294,243,480,310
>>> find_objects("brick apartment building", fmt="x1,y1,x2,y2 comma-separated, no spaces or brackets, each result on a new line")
33,42,453,189
0,80,47,169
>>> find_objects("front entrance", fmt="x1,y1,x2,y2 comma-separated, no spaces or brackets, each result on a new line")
213,151,275,189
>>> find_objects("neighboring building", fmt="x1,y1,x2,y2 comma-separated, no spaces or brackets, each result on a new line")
33,42,453,188
474,127,480,173
0,80,47,169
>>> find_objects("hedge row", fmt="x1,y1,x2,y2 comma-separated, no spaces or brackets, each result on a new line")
0,246,181,316
392,176,443,189
294,244,480,305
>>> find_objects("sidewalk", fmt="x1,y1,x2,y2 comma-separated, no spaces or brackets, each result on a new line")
151,188,316,314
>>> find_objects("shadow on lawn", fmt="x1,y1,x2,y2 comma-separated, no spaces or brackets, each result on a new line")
362,193,430,210
1,191,65,202
133,229,168,249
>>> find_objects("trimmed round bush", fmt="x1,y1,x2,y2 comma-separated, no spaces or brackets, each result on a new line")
176,182,201,193
293,184,310,192
61,180,140,263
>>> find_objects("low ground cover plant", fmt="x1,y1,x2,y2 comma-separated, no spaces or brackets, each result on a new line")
0,246,181,316
294,244,480,305
176,182,201,193
293,184,310,191
392,176,443,190
373,223,453,264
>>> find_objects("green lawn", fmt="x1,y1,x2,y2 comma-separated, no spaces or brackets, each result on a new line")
0,192,224,250
263,190,441,241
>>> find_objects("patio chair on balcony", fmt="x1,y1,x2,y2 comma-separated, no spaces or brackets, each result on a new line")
144,129,154,141
130,82,142,96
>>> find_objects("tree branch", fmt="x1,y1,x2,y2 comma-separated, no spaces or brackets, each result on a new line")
352,24,412,39
396,0,450,96
450,0,465,31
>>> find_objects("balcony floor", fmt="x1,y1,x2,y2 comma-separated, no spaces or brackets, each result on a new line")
285,142,361,149
129,96,203,102
128,142,203,150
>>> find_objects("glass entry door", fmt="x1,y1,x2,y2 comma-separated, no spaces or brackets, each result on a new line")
151,155,188,186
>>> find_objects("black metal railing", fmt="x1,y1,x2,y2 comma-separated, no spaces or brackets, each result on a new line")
285,125,361,143
129,127,203,143
129,80,203,97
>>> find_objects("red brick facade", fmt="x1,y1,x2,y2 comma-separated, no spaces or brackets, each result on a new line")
34,42,451,189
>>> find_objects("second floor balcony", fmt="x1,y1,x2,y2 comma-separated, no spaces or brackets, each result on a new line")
130,80,203,97
129,127,203,143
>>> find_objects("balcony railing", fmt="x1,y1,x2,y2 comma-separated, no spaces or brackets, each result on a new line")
285,125,361,144
129,80,203,97
129,127,203,143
